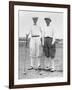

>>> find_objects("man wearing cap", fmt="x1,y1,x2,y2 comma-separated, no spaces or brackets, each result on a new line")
43,17,56,72
28,17,43,70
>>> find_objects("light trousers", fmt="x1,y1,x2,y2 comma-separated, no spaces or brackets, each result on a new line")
29,37,41,67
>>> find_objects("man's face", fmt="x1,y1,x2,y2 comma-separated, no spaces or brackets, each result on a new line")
45,20,50,26
32,18,38,25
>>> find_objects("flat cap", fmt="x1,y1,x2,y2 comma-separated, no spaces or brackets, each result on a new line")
44,17,51,22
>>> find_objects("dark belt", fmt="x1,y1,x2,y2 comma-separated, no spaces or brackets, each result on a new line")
45,37,52,39
32,35,40,37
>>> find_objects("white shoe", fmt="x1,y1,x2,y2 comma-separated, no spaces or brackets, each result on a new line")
38,66,41,70
50,68,56,72
28,66,33,70
35,66,41,70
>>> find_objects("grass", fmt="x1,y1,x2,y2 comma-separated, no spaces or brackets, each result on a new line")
18,41,63,79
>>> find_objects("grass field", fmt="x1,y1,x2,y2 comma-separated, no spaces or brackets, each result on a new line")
18,41,63,79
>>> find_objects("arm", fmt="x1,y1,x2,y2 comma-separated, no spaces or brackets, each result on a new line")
27,30,32,39
25,29,32,47
52,29,56,44
40,27,44,46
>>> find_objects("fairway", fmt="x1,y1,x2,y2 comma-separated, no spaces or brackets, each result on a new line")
18,41,63,79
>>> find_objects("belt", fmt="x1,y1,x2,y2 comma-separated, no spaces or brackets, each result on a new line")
45,37,52,39
32,35,40,37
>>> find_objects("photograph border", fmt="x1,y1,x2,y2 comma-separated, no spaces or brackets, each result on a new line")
9,1,70,89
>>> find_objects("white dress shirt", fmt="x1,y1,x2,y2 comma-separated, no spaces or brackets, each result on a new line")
28,25,42,38
44,26,53,37
43,25,56,44
31,25,41,36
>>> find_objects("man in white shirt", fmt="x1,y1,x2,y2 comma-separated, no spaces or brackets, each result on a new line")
28,17,43,70
43,17,56,72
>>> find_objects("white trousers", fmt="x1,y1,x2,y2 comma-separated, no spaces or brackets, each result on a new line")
29,37,41,67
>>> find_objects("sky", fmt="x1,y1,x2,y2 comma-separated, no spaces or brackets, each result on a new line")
18,10,64,39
